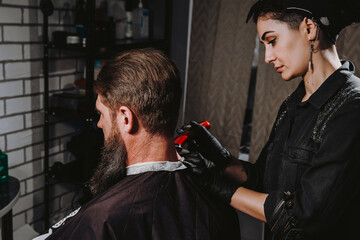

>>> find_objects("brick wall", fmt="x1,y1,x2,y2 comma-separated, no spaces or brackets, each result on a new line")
0,0,85,233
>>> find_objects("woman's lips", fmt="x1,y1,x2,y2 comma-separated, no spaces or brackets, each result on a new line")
275,66,283,72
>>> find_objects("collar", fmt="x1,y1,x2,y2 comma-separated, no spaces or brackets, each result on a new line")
288,61,354,109
126,160,187,176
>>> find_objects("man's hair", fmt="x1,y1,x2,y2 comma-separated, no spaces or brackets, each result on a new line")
94,48,182,137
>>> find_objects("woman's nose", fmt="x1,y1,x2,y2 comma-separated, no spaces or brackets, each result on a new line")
265,48,276,64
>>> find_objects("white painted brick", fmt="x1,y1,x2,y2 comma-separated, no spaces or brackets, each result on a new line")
23,8,31,24
5,62,29,79
28,95,43,112
0,115,24,135
6,96,32,115
20,180,26,195
26,174,44,193
8,148,25,167
3,0,39,6
13,193,34,214
4,26,30,42
24,43,43,59
5,61,42,79
25,111,44,128
6,129,32,150
0,64,3,80
33,159,44,176
24,79,32,95
10,159,43,182
49,59,76,75
0,136,5,150
23,8,41,24
0,44,22,61
0,100,4,116
33,76,60,94
0,7,22,23
0,80,23,97
25,143,44,162
31,126,44,144
2,0,33,6
4,26,41,42
25,77,59,95
10,161,34,181
13,212,26,231
26,178,33,193
39,94,44,110
33,188,45,205
27,204,44,223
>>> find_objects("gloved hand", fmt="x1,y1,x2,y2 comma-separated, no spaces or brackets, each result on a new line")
177,121,232,168
182,152,238,204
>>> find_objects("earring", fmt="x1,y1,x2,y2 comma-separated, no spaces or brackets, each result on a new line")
308,23,320,73
308,42,314,72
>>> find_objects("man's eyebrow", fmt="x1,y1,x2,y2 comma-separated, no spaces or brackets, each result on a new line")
261,31,274,41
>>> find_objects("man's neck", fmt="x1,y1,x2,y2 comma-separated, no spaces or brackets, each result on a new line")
125,132,179,166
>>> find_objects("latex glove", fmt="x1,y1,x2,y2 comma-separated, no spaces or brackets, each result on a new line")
177,121,232,168
182,152,238,204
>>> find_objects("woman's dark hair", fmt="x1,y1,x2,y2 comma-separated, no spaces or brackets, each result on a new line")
247,0,360,43
246,0,304,30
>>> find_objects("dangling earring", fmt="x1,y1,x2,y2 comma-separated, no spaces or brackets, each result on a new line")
308,42,314,72
308,23,320,73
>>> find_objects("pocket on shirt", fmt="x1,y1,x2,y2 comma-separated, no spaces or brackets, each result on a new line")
281,146,315,189
284,146,314,165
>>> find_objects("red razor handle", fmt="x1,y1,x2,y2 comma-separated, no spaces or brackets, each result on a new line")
174,121,211,146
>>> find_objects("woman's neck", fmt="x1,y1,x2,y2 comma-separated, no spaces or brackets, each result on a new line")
302,45,341,102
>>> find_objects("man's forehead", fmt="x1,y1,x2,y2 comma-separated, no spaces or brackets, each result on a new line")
96,95,105,108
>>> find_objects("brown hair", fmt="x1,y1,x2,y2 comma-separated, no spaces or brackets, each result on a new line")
94,48,182,137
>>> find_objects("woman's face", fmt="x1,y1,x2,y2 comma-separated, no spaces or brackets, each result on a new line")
257,16,309,81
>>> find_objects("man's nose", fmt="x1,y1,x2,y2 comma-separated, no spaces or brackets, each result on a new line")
97,120,102,129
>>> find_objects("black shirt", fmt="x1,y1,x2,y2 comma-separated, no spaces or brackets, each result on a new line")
245,62,360,239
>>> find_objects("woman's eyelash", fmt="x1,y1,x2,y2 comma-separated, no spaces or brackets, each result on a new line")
268,38,276,45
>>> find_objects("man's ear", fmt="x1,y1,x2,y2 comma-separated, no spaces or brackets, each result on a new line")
117,106,134,133
303,17,319,41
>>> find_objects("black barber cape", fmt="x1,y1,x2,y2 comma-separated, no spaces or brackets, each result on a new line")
35,161,240,240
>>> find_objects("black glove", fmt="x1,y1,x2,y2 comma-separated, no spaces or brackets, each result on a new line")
177,121,232,168
182,152,238,204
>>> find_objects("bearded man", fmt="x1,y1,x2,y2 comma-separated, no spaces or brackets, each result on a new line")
34,48,240,240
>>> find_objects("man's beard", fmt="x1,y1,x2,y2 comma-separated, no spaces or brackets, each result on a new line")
89,128,127,196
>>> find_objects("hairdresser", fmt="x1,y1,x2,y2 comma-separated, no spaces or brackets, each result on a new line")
181,0,360,239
